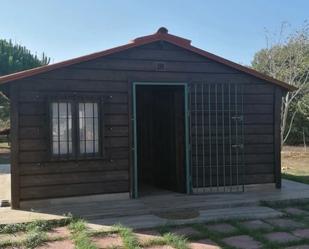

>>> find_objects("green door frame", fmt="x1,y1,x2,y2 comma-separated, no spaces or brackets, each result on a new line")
131,82,191,198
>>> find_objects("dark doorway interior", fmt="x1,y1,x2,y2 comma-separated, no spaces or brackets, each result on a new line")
136,85,185,196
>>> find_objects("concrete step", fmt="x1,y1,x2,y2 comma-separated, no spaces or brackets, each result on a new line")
28,194,261,220
70,198,260,220
89,206,283,229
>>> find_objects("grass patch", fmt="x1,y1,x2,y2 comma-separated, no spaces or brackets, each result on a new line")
24,229,47,249
289,214,309,227
163,233,188,249
0,235,24,248
133,224,190,249
69,219,87,233
260,199,309,209
0,142,10,149
141,237,166,247
23,219,60,249
26,219,60,232
89,227,119,237
282,173,309,184
0,157,9,164
0,218,72,249
0,223,28,234
114,224,140,249
157,223,173,235
69,219,97,249
0,141,10,163
0,218,72,234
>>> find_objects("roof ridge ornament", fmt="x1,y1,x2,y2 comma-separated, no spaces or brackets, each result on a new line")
157,27,168,34
131,27,191,46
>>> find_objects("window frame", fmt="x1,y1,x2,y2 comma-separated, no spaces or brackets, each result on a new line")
48,95,104,161
76,97,103,159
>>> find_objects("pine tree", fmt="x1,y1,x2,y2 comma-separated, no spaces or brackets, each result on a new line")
0,39,50,129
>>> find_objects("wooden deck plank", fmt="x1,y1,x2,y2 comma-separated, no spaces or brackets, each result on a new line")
15,180,309,221
1,180,308,227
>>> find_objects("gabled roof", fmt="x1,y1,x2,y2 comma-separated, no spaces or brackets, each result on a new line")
0,27,296,91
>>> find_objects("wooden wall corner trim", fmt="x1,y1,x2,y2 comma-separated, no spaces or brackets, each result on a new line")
127,80,133,198
10,83,20,208
274,87,282,189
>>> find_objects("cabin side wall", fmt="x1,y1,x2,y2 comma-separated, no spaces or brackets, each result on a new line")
9,41,281,207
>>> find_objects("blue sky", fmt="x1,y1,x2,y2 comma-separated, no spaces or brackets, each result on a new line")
1,0,308,65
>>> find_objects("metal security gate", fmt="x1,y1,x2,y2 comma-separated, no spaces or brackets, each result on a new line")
190,82,245,193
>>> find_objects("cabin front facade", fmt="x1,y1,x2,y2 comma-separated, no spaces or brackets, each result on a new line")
0,28,294,209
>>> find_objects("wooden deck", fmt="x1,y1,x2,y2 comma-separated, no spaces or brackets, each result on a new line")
1,180,309,228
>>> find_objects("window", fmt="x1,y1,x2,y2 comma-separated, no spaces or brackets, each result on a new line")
51,102,73,156
78,102,99,155
50,99,102,159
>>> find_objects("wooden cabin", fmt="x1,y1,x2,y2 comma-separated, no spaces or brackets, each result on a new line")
0,28,295,209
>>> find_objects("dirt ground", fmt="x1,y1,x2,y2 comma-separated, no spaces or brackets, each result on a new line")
0,142,10,164
0,164,10,201
282,146,309,176
0,143,10,201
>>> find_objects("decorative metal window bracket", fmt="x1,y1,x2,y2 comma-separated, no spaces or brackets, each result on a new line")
231,115,243,122
232,144,244,150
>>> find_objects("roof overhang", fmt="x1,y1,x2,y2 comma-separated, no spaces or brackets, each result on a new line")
0,27,297,91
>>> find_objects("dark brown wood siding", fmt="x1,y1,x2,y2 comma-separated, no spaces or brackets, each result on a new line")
15,78,130,201
10,41,281,203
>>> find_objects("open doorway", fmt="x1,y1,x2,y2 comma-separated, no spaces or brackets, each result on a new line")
134,84,187,197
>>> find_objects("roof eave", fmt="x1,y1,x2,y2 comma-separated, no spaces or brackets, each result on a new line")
0,29,296,92
0,37,159,85
167,41,297,92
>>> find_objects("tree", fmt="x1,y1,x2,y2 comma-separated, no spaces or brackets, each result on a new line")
0,39,50,129
252,22,309,146
286,93,309,145
298,94,309,147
